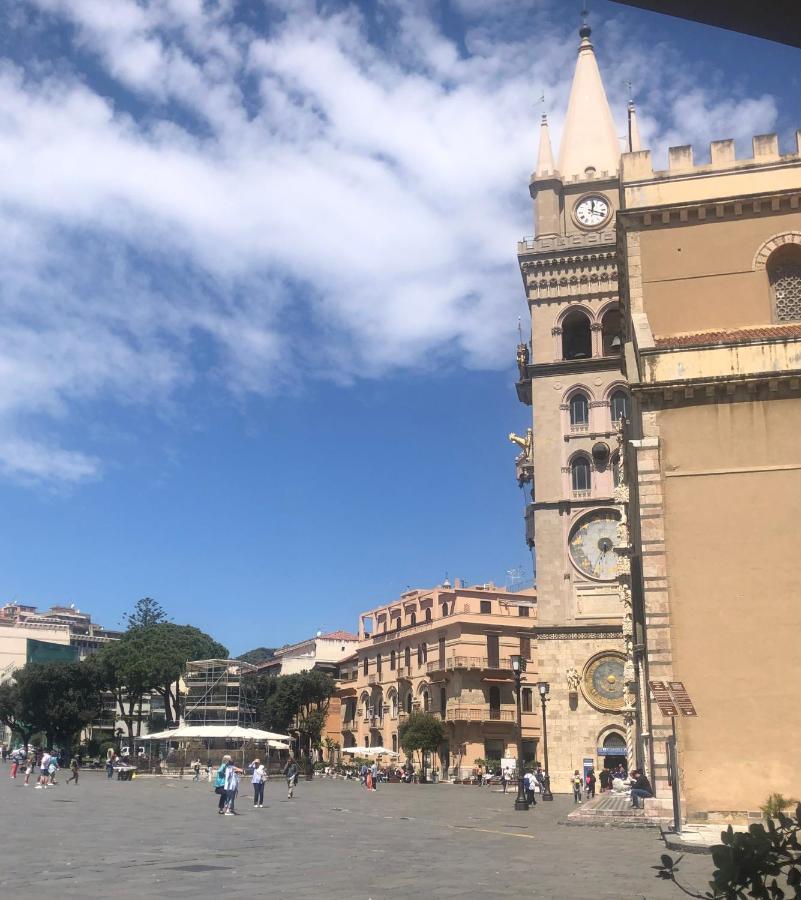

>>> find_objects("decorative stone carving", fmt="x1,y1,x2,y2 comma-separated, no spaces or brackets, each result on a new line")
516,342,530,380
566,667,581,692
508,428,534,462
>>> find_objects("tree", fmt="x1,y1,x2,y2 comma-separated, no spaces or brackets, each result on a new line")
124,597,168,630
256,670,335,761
0,662,102,749
143,623,228,724
399,712,446,779
0,680,36,749
655,805,801,899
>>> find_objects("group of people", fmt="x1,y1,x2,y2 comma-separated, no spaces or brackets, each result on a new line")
5,747,81,787
358,761,382,790
570,764,653,808
213,755,300,816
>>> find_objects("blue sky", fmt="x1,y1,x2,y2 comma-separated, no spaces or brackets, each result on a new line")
0,0,797,654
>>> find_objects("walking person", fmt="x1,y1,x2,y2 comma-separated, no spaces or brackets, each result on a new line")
223,758,241,816
9,748,20,779
251,758,266,808
36,750,52,789
214,756,229,814
106,748,116,780
571,769,583,803
500,768,509,794
283,756,299,800
586,768,596,799
370,761,378,792
23,753,34,786
192,758,201,782
66,756,80,785
524,770,537,806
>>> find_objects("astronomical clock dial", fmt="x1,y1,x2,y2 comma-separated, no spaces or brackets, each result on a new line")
583,654,626,711
574,194,610,228
568,511,619,581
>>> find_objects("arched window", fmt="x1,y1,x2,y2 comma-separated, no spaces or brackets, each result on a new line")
423,690,430,712
376,653,382,675
424,608,432,623
440,602,449,617
390,649,396,670
390,691,398,718
610,390,629,424
417,644,423,667
569,392,589,427
571,456,591,492
410,611,417,626
405,692,412,714
611,452,621,486
392,733,398,753
561,309,592,359
768,245,801,322
363,656,369,675
395,617,401,630
404,646,411,670
361,693,370,719
440,687,447,714
601,308,623,355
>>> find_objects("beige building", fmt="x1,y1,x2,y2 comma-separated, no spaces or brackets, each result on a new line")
255,630,359,678
338,581,538,778
617,129,801,818
511,23,634,791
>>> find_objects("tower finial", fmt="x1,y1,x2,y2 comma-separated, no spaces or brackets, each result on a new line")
580,4,591,39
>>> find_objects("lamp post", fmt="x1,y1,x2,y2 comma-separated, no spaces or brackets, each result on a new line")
510,655,529,811
537,681,553,801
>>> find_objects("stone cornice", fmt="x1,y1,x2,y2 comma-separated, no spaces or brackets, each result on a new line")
526,356,623,378
617,189,800,230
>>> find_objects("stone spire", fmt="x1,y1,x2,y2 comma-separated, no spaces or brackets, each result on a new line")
557,23,621,180
627,101,642,152
535,114,556,177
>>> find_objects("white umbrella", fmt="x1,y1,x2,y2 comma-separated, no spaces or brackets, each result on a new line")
146,725,291,742
343,746,398,757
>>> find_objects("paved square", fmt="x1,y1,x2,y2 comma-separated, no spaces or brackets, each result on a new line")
1,770,714,898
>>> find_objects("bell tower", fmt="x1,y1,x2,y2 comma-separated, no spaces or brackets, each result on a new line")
513,22,636,787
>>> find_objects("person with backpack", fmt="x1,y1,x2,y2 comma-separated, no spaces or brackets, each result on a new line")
222,758,242,815
571,769,583,803
283,757,299,800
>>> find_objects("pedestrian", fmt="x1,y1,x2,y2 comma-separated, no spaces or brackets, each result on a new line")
500,768,509,794
9,748,20,779
359,763,368,786
36,750,52,789
571,769,583,803
192,758,201,782
251,758,266,808
106,748,115,780
629,769,654,809
524,770,537,806
599,767,610,792
214,755,229,815
370,761,378,792
223,758,242,816
23,753,33,786
48,757,58,785
66,756,80,785
586,767,596,799
283,756,299,800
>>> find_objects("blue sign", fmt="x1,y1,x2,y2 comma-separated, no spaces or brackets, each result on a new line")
597,747,626,756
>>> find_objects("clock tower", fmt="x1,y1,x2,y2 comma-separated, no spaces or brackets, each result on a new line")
513,23,639,788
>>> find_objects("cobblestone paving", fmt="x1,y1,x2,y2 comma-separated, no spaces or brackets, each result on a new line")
0,769,714,899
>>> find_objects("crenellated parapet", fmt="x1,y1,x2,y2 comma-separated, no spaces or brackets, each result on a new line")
620,131,801,211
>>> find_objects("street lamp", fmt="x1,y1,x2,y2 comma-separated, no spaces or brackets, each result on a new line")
510,655,529,811
537,681,553,801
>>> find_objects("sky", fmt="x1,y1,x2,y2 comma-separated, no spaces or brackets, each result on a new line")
0,0,798,655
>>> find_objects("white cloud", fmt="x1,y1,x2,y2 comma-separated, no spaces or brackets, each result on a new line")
0,0,783,482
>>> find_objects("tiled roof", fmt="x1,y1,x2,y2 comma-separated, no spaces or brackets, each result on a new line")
320,630,359,641
654,323,801,349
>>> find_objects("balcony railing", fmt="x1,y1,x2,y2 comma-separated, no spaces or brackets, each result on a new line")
445,706,515,723
570,423,589,433
427,656,513,673
571,489,592,499
342,718,357,731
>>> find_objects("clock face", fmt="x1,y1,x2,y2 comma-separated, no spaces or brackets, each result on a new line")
568,511,619,581
575,195,610,227
583,654,626,711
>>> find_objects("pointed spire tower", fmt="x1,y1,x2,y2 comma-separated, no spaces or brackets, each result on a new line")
557,23,621,179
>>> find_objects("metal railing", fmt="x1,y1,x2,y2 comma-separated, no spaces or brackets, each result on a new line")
571,489,592,499
445,706,515,723
426,656,512,672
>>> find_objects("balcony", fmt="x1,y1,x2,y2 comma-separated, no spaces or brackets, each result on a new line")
571,489,591,500
445,706,515,724
435,656,513,672
367,673,379,685
342,718,357,732
570,423,589,433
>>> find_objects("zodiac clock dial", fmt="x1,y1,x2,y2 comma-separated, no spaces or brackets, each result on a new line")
583,654,626,711
568,511,619,581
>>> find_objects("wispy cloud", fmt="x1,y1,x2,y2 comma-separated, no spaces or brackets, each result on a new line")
0,0,781,482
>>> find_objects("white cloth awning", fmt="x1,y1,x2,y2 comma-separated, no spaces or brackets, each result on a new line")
342,746,398,757
145,725,292,742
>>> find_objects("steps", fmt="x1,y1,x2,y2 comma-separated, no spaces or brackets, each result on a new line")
565,793,669,828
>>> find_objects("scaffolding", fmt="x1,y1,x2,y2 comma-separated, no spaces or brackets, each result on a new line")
183,659,257,727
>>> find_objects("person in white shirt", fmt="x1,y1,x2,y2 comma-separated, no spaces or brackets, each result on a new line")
524,770,537,806
250,759,266,808
36,751,52,789
223,760,242,815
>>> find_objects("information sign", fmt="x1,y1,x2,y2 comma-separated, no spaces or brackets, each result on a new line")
667,681,697,717
648,680,678,716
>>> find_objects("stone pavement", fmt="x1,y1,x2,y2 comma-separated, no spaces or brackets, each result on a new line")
0,770,715,899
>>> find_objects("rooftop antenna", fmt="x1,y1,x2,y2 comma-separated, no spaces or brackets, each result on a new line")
626,81,636,152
